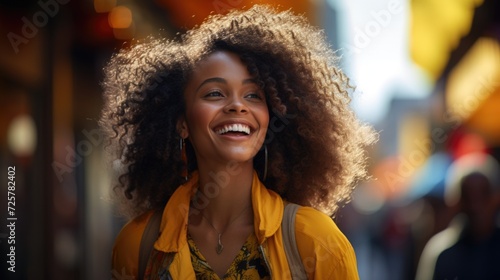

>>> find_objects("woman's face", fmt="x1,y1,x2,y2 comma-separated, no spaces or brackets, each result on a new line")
179,51,269,167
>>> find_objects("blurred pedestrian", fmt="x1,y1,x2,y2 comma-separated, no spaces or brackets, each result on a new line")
416,153,500,280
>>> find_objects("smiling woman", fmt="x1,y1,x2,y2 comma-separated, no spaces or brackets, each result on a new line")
179,51,269,170
100,5,376,280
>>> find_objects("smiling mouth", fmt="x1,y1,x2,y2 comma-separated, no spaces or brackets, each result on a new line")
215,124,251,135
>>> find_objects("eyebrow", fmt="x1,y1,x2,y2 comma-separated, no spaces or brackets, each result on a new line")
196,77,258,92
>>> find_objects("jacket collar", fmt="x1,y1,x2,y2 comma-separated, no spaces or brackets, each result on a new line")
154,170,284,252
250,171,284,243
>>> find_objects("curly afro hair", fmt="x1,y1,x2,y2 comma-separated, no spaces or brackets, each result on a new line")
100,5,377,218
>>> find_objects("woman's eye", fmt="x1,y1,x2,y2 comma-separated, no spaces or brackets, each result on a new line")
246,92,263,99
205,90,223,98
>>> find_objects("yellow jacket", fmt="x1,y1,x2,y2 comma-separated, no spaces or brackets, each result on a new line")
112,171,359,279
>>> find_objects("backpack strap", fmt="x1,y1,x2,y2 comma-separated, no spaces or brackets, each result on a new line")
282,203,307,279
138,209,163,280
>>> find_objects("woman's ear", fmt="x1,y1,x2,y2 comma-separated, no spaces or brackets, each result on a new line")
177,116,189,139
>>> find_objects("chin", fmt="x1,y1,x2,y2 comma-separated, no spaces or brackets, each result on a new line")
222,152,256,165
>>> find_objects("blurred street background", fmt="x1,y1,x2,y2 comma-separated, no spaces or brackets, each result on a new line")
0,0,499,279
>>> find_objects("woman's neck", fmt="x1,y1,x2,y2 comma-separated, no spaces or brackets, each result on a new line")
192,160,254,224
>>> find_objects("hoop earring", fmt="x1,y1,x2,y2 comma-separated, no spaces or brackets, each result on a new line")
180,138,188,181
263,144,268,181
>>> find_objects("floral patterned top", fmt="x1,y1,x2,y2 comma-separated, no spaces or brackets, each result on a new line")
188,232,271,279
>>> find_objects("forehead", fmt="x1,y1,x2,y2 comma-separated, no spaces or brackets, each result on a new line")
191,51,249,78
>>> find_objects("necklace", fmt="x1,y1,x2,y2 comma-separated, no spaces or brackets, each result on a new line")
200,206,251,254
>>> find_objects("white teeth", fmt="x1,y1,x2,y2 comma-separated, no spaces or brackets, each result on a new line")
216,124,251,135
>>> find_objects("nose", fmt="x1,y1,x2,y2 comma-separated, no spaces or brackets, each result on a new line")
224,95,248,114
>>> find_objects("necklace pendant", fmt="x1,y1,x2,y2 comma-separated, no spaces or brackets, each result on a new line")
216,243,224,254
216,233,224,254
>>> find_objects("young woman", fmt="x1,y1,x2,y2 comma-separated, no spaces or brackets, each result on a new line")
101,5,376,279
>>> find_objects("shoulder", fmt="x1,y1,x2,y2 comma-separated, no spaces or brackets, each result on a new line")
112,210,154,279
295,206,353,252
294,206,359,279
415,217,464,280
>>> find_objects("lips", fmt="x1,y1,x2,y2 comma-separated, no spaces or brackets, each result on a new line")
215,123,251,135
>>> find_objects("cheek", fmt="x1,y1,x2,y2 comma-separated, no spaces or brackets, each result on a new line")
258,107,270,133
185,103,215,135
262,114,270,131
